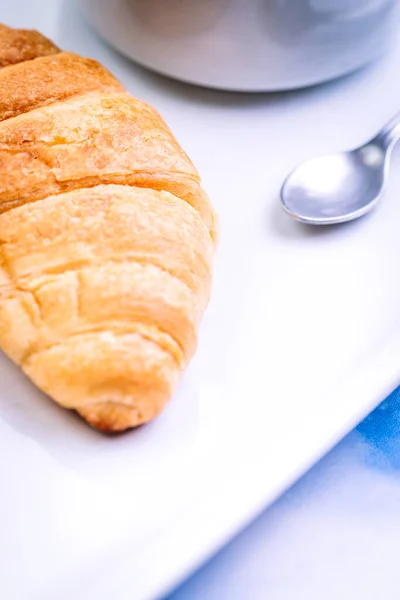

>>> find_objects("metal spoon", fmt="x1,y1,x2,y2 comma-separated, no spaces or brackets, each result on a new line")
280,113,400,225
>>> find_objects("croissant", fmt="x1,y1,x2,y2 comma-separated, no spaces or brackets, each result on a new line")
0,25,216,431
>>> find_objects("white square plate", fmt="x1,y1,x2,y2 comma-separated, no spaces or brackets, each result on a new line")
1,2,400,599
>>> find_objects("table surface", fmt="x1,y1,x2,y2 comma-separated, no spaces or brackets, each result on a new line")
168,387,400,600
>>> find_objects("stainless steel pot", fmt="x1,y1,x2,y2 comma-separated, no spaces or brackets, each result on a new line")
80,0,398,91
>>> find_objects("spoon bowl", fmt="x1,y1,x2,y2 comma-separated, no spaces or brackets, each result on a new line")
281,114,400,225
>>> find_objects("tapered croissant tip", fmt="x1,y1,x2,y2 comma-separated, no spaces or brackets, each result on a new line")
77,400,160,432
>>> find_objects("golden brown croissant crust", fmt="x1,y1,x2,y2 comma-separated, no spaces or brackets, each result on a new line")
0,25,216,431
0,24,59,68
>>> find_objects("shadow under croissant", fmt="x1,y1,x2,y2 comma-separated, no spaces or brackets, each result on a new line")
0,350,201,479
0,347,152,440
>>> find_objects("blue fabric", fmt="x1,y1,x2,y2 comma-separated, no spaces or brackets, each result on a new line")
357,387,400,470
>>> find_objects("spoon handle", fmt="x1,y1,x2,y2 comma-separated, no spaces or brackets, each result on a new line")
372,112,400,150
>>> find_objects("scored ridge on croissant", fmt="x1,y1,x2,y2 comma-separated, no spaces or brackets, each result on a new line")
0,25,216,431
